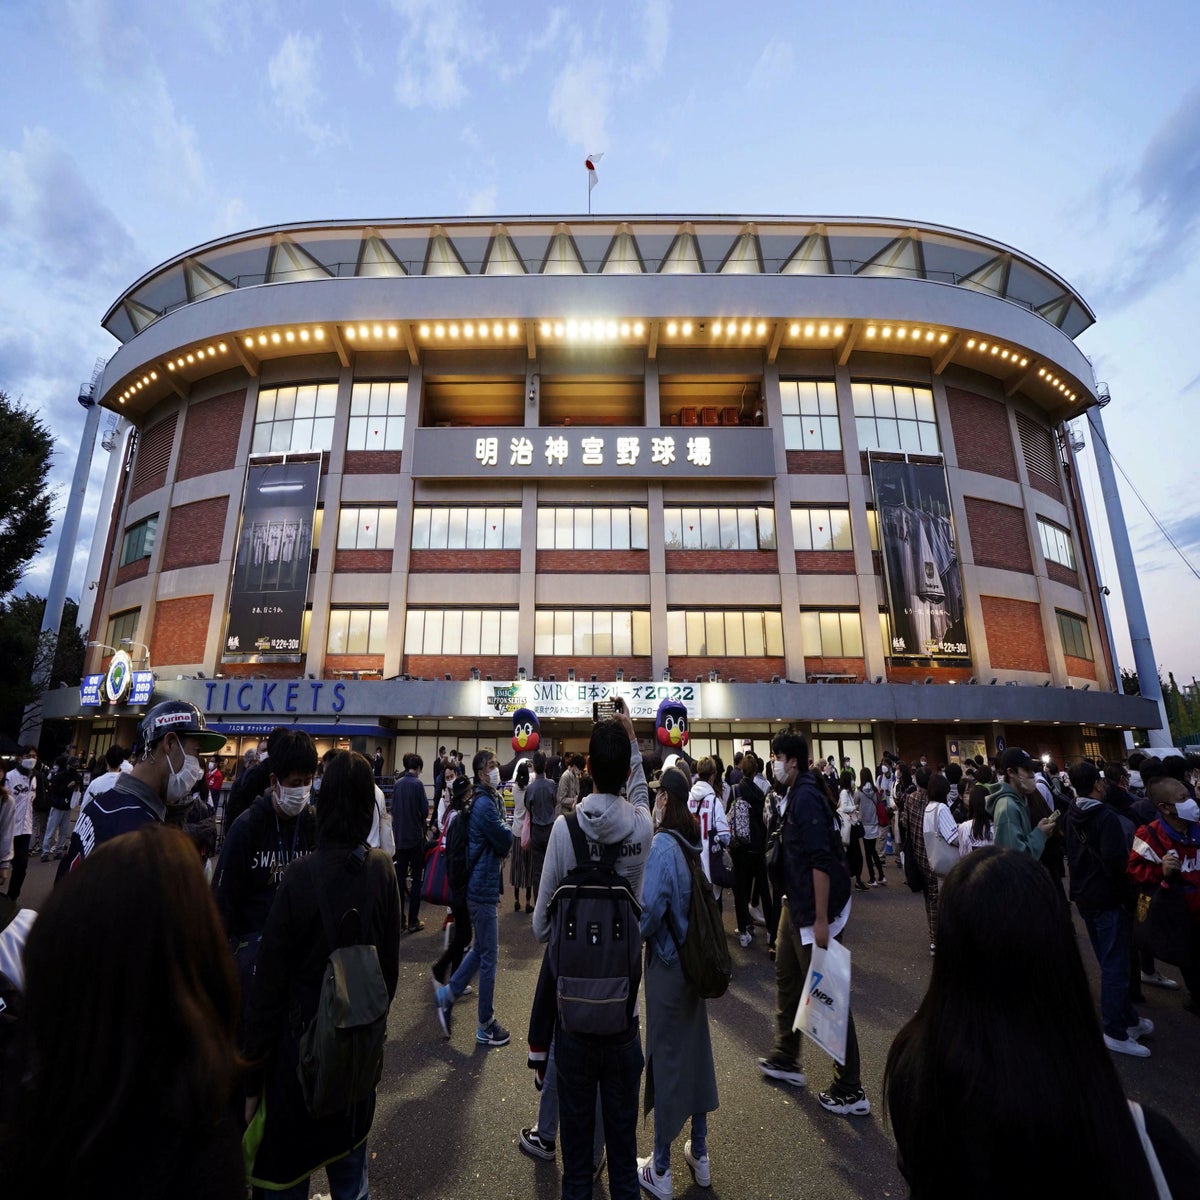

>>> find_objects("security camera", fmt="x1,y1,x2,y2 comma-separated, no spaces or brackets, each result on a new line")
1100,585,1111,596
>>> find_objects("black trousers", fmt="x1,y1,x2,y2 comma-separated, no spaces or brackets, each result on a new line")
6,834,31,902
394,845,426,928
732,848,775,941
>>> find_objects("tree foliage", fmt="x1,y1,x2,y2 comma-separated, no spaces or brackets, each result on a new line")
1120,667,1200,748
0,390,54,597
0,595,85,746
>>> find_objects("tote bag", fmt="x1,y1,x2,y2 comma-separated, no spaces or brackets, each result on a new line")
421,831,451,906
794,938,851,1065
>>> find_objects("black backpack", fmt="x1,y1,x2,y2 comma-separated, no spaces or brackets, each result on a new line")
547,814,642,1037
663,830,732,999
445,801,477,898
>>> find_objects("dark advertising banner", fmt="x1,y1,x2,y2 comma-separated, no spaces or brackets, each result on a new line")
224,458,320,659
869,457,970,660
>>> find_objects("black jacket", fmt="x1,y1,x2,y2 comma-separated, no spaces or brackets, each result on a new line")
733,777,769,855
212,792,316,939
782,771,851,930
243,845,401,1188
1067,798,1132,917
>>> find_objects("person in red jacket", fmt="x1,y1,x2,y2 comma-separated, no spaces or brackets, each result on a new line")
1127,775,1200,1013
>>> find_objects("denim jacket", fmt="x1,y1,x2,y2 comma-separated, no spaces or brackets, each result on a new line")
639,828,700,965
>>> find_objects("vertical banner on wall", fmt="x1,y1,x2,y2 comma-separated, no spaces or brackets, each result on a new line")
869,456,970,660
224,457,320,659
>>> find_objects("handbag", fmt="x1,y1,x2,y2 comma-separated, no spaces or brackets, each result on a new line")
520,807,531,851
421,835,451,906
922,802,959,876
1133,883,1192,966
707,831,736,889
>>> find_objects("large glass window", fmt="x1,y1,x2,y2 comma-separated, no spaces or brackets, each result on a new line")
405,608,519,656
800,610,864,657
326,608,388,655
663,506,776,550
791,507,852,551
348,381,406,451
252,383,338,453
104,608,140,651
1057,611,1093,661
779,380,840,451
536,507,649,550
411,506,521,549
534,610,652,657
1038,518,1076,570
336,506,397,551
851,382,939,453
666,610,784,657
119,515,158,566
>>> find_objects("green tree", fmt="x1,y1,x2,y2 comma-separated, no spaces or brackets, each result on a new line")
0,594,85,749
0,390,53,597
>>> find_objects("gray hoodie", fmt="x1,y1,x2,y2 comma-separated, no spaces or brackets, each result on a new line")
532,739,652,943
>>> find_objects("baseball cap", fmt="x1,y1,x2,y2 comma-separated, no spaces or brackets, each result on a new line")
998,747,1035,774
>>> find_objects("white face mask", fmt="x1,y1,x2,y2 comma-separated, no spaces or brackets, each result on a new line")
487,767,501,789
20,759,35,771
311,777,322,793
164,738,203,807
1174,798,1200,824
276,783,311,817
772,760,790,785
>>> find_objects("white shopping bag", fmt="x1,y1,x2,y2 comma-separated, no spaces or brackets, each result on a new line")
793,939,851,1065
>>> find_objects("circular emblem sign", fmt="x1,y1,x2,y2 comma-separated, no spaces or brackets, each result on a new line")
104,650,133,704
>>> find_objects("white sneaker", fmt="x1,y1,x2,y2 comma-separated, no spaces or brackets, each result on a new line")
1140,971,1180,990
738,930,752,948
1127,1017,1154,1039
637,1156,673,1199
1104,1033,1151,1058
684,1139,711,1187
748,904,765,926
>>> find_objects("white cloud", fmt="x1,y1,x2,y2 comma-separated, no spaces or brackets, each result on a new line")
463,186,498,217
390,0,487,110
549,54,613,153
749,39,795,93
268,31,337,147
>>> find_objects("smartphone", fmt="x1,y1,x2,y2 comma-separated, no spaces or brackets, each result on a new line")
593,697,621,722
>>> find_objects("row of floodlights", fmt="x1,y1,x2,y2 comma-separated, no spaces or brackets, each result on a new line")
865,325,951,344
965,337,1030,368
1036,367,1078,401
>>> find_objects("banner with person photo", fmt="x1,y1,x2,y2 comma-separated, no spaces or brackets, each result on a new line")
868,455,970,661
224,457,320,660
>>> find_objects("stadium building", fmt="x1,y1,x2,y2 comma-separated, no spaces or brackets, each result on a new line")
43,215,1160,773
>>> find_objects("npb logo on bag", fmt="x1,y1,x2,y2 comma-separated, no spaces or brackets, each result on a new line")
794,942,852,1065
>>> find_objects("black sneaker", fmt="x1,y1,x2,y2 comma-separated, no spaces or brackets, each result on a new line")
817,1086,871,1116
518,1126,556,1161
757,1055,805,1087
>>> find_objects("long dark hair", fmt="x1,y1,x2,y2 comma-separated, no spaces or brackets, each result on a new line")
657,768,699,841
968,783,992,842
883,848,1158,1198
4,826,240,1192
316,750,375,847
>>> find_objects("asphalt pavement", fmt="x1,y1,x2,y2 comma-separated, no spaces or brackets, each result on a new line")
14,853,1199,1199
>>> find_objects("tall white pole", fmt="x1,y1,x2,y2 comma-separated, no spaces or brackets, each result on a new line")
1085,402,1173,748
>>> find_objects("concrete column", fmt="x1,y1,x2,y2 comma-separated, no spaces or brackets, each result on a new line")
647,482,669,679
518,480,538,672
763,361,804,680
381,365,422,678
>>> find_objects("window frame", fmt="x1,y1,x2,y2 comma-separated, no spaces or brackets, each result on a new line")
251,382,338,454
791,506,852,552
799,609,864,657
411,506,522,550
1038,518,1076,570
665,609,784,657
1056,610,1093,661
103,608,140,651
535,507,650,551
119,515,158,566
851,381,939,453
347,380,407,452
404,608,519,656
663,506,776,551
326,607,388,655
779,379,841,451
336,506,398,551
533,609,651,657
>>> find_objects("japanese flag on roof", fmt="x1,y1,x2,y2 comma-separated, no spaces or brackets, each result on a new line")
586,152,603,193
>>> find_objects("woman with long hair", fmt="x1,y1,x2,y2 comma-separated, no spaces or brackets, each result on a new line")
509,758,533,912
729,753,774,950
900,768,950,954
884,848,1199,1197
1,824,245,1198
638,767,720,1197
855,766,884,886
243,750,401,1199
838,770,867,891
957,783,994,856
432,774,474,986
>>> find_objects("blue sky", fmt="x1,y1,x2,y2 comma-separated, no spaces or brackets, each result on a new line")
2,0,1198,682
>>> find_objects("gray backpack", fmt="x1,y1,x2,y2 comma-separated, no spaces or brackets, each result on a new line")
547,814,642,1037
297,849,390,1117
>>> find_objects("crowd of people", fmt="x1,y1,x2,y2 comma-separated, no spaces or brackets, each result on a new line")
1,703,1198,1198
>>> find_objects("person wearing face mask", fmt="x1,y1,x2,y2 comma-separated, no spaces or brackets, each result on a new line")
1128,775,1200,1015
211,729,318,1034
986,747,1056,860
433,748,514,1049
4,748,40,902
55,703,227,884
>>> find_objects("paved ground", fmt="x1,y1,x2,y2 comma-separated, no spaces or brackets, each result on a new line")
16,854,1199,1199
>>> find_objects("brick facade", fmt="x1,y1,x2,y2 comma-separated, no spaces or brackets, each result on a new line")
669,655,785,682
217,661,302,679
409,549,521,573
946,387,1019,480
176,389,247,480
886,664,974,684
114,556,150,586
965,497,1033,573
324,654,385,678
1064,654,1098,681
404,654,518,679
1046,560,1079,588
129,415,177,501
161,497,228,572
980,595,1049,672
787,450,845,475
149,595,213,665
794,550,856,575
802,656,866,681
535,656,654,680
663,550,777,574
540,550,652,574
344,450,403,475
334,549,394,573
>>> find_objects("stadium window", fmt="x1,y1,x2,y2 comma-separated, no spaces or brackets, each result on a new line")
665,610,784,656
347,380,406,451
1056,611,1093,661
791,507,852,551
851,382,939,453
251,382,338,453
779,380,841,451
119,514,158,566
800,610,864,657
